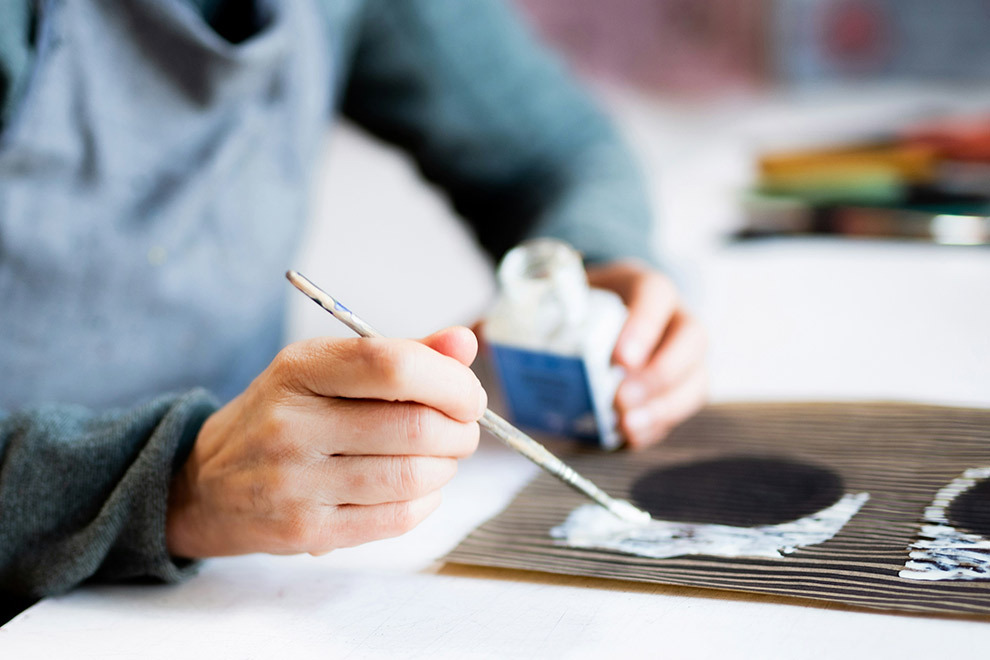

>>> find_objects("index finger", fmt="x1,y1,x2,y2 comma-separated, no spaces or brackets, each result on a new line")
273,337,487,423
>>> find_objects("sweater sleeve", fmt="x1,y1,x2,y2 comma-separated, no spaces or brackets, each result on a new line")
0,389,218,599
338,0,657,266
0,0,33,129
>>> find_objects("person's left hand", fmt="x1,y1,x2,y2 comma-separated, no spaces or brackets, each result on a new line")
587,260,708,448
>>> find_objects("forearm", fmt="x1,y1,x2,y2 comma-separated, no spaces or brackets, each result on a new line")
341,0,656,264
512,135,655,266
0,389,217,598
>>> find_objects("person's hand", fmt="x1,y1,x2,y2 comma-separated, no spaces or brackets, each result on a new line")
165,326,486,558
587,260,707,448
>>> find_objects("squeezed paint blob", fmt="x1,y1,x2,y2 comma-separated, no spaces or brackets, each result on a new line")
901,467,990,581
630,457,844,527
552,456,868,560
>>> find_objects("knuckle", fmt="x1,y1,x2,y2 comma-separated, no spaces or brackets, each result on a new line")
343,467,369,494
270,343,309,387
364,340,411,389
258,409,303,461
402,405,434,446
276,502,318,549
387,502,419,535
397,458,426,497
258,406,291,442
270,339,339,394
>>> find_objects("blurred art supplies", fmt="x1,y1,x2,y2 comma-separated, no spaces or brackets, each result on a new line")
741,114,990,245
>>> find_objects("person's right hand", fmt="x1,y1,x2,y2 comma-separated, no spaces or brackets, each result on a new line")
165,326,486,558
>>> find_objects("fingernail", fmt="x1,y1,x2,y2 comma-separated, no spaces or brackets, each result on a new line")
625,407,652,433
620,381,647,408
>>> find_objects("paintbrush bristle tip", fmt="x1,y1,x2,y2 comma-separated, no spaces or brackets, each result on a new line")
612,500,652,524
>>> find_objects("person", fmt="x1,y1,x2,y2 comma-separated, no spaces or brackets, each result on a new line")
0,0,707,612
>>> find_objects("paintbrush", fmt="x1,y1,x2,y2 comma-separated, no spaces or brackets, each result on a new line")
286,270,650,524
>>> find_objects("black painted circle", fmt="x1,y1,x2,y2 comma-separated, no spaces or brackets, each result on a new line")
630,456,844,527
947,478,990,537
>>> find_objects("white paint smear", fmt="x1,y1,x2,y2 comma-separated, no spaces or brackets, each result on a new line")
551,492,870,559
900,466,990,581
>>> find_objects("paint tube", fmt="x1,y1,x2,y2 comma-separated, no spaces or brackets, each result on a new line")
483,238,627,450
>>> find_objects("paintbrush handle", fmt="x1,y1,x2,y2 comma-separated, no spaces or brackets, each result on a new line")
285,270,648,523
478,409,637,518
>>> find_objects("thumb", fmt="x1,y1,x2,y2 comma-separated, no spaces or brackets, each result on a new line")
419,326,479,367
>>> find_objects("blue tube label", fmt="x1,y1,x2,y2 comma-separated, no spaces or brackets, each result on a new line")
489,343,602,444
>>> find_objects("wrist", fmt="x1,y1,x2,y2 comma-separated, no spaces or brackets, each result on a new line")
165,408,219,559
165,457,199,559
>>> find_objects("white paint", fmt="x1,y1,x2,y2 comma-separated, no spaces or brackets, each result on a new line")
900,467,990,581
551,493,870,559
611,499,653,525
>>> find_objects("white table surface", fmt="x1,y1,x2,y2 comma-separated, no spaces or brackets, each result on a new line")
3,85,990,659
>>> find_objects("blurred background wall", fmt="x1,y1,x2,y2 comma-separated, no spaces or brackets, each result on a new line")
291,0,990,408
514,0,990,95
